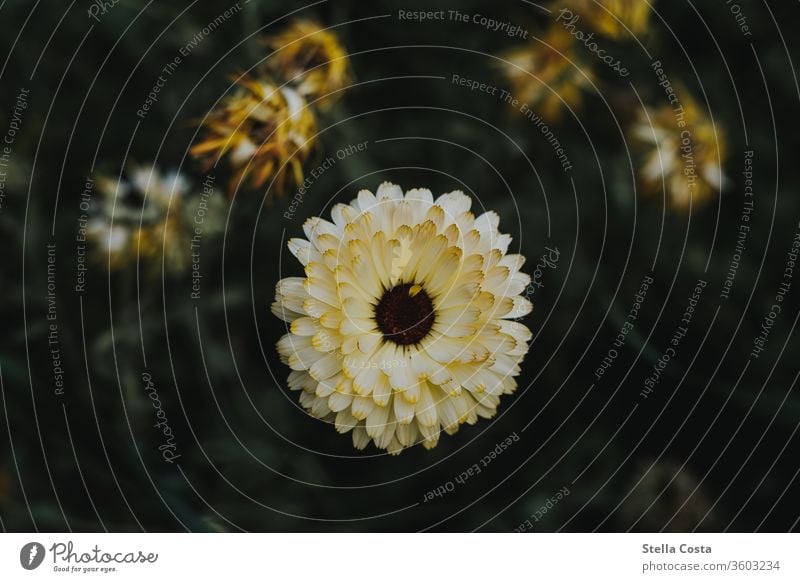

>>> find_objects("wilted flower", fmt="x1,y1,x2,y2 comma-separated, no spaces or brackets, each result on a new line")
191,76,317,196
500,25,594,121
273,183,533,454
621,459,717,531
88,165,193,272
631,89,727,210
264,20,352,107
561,0,652,39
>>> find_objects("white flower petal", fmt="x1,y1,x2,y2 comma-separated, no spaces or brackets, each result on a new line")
377,182,404,201
415,383,438,428
335,409,357,433
328,392,353,412
353,365,380,396
372,373,392,406
351,395,375,420
393,393,415,424
308,353,341,380
365,403,390,439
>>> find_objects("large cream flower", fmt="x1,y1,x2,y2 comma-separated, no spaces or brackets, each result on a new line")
273,183,533,454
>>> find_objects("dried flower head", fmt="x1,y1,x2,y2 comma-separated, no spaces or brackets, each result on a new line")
88,165,193,272
273,183,533,454
191,76,317,196
500,25,594,122
631,89,727,210
264,20,352,108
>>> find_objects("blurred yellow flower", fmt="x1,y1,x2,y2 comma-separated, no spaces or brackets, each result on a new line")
631,89,727,210
88,165,194,272
264,20,352,108
191,76,317,196
85,219,131,270
562,0,652,39
500,25,594,122
132,213,191,274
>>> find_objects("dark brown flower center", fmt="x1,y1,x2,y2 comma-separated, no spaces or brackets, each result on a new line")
374,283,435,345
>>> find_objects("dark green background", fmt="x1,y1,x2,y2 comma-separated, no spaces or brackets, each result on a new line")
1,0,798,531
